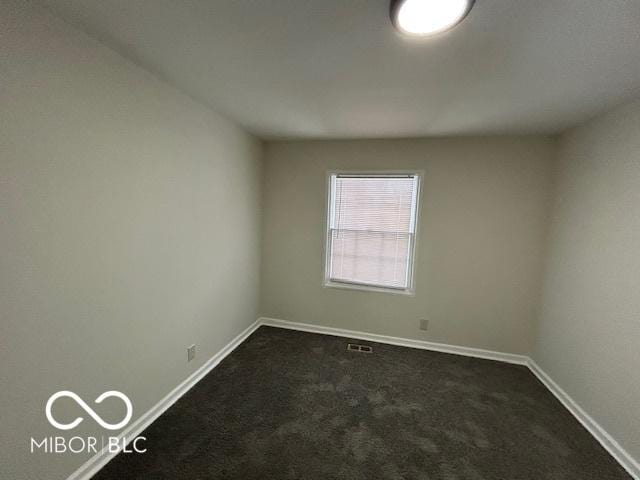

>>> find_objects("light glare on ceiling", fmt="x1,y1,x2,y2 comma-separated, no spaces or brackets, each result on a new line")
391,0,474,36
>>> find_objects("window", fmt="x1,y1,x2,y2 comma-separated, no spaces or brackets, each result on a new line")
324,173,421,294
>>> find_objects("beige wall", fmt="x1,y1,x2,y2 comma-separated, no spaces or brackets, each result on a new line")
261,137,555,355
0,2,262,479
534,98,640,462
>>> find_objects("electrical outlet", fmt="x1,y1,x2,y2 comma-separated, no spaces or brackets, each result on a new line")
419,319,429,331
187,344,196,362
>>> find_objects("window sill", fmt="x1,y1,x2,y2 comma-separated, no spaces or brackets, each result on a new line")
323,280,415,296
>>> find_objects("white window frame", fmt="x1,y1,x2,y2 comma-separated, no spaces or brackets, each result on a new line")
323,171,422,296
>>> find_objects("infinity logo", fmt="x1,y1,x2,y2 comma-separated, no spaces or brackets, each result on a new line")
45,391,133,431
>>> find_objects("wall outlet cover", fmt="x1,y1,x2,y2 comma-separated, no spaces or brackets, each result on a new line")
187,344,196,362
419,319,429,331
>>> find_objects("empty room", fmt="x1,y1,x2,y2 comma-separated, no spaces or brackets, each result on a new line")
2,0,639,479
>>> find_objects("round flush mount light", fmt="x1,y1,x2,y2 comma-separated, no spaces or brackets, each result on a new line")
390,0,475,37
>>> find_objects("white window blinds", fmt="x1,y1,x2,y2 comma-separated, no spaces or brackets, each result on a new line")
326,174,420,291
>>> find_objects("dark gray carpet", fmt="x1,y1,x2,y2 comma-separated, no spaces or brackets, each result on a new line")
94,326,631,479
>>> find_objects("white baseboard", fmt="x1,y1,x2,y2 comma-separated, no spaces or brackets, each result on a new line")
68,316,638,480
259,317,528,365
527,359,640,480
67,319,262,480
261,316,639,480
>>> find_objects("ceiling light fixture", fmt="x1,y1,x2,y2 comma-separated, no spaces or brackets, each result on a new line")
390,0,475,37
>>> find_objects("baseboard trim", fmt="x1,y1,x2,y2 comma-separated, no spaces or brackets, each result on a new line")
67,318,262,480
527,359,640,480
68,316,639,480
259,317,528,365
261,316,639,480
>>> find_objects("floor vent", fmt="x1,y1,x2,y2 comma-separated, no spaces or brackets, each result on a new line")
347,343,373,353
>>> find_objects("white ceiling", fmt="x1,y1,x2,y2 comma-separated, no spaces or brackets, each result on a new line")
41,0,640,139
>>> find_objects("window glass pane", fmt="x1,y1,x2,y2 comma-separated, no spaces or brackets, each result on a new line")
332,177,416,233
330,230,410,288
327,174,419,290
